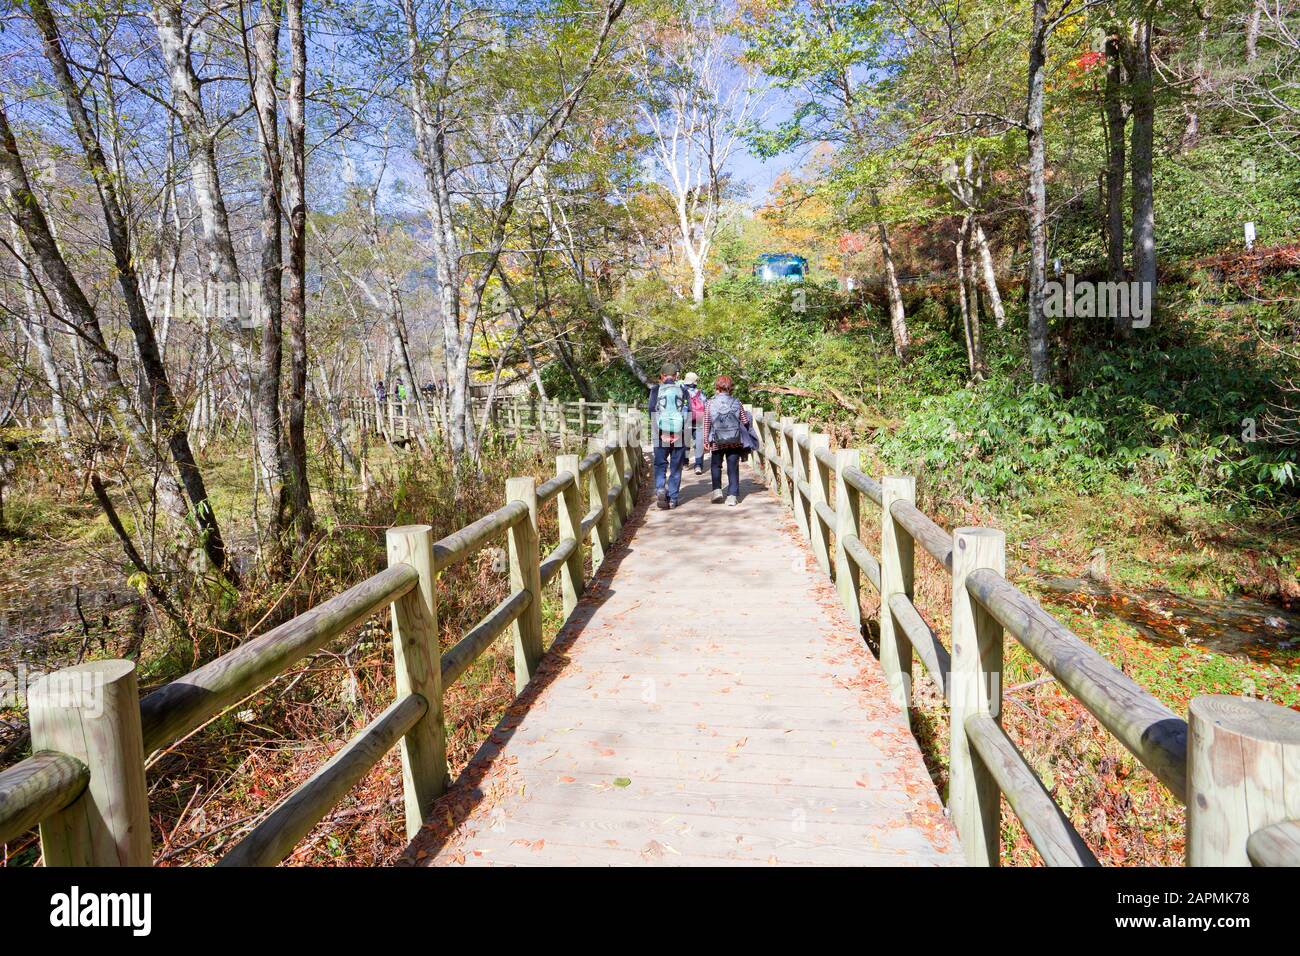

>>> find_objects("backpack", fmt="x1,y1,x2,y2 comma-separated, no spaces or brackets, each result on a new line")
688,387,706,421
710,396,743,447
655,382,687,442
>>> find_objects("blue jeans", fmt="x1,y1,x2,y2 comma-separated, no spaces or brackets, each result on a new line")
654,444,686,503
689,419,704,469
711,449,741,497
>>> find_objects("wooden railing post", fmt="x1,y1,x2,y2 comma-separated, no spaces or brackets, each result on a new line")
30,660,151,865
556,453,584,618
761,412,779,490
624,410,642,498
1187,695,1300,865
506,476,543,692
808,433,832,577
835,449,863,628
749,407,766,482
949,526,1006,866
608,430,628,536
778,415,794,507
578,398,588,436
880,476,916,719
588,436,611,570
791,423,811,539
386,525,447,839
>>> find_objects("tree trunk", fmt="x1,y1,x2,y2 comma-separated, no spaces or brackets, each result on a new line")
1180,14,1209,152
1247,0,1263,62
957,218,985,380
1025,0,1051,384
1104,30,1128,294
250,0,286,526
1127,17,1157,314
971,223,1005,329
151,1,253,388
9,216,72,453
283,0,312,542
870,191,909,361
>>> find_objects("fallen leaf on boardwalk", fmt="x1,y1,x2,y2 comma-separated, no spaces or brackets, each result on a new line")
559,775,576,783
641,840,665,860
613,776,632,788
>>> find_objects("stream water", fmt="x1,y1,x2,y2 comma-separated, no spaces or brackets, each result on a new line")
1034,576,1300,666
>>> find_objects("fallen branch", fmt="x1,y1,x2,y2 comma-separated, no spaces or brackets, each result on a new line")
750,383,899,431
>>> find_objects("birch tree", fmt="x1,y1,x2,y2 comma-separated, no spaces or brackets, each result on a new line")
634,2,762,303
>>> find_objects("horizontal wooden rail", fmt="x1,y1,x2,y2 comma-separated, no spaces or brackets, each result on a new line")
813,499,836,533
539,537,578,588
432,500,528,573
579,506,603,538
965,714,1099,867
888,592,949,702
841,465,883,505
841,534,881,591
536,470,575,505
140,564,419,753
217,694,428,867
0,751,89,846
889,499,952,571
440,589,533,689
965,567,1189,801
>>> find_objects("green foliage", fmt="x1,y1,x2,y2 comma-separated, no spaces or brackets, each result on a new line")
878,309,1299,507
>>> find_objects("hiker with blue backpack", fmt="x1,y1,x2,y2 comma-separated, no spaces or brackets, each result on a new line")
702,375,753,507
649,364,691,509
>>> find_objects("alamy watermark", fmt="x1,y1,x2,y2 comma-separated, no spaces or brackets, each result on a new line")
167,278,264,329
1043,273,1152,328
0,664,105,718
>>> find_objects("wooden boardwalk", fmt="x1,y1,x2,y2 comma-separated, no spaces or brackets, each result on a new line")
404,462,962,866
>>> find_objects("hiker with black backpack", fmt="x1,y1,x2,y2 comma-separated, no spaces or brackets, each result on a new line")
702,375,752,507
649,363,690,510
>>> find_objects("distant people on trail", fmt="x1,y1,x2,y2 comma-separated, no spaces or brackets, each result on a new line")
682,372,707,475
649,363,690,510
395,381,408,403
702,375,754,507
374,379,387,403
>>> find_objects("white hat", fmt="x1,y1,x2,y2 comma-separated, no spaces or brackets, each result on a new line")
684,372,699,385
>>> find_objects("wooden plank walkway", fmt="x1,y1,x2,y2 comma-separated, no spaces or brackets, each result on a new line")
403,461,962,866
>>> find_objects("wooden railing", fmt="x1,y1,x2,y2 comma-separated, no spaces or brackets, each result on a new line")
0,409,647,866
747,405,1300,867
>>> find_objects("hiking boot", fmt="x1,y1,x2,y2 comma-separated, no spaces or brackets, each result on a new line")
726,495,738,507
711,489,724,504
694,466,704,475
657,492,670,510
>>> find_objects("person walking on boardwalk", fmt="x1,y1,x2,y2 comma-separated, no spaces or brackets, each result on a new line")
682,372,707,475
702,375,752,507
649,363,690,509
